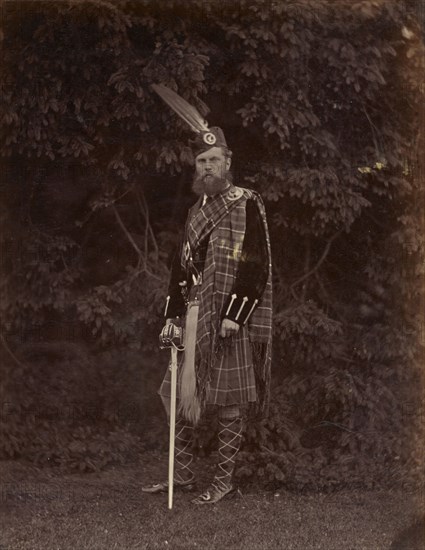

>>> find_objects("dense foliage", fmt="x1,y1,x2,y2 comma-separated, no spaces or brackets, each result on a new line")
1,0,423,487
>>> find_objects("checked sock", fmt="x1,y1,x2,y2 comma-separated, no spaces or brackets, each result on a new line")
174,416,195,483
214,415,243,490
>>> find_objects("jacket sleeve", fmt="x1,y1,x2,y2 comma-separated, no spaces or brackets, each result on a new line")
222,198,269,326
163,242,187,320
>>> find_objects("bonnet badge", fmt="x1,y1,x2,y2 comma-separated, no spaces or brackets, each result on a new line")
203,132,216,145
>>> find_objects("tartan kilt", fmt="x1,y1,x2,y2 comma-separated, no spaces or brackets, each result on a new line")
158,322,257,407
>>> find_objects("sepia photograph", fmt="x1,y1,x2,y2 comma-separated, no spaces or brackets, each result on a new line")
0,0,424,548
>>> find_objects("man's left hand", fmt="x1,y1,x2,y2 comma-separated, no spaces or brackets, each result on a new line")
220,318,240,338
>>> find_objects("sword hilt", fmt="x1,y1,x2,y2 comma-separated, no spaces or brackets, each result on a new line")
159,323,184,349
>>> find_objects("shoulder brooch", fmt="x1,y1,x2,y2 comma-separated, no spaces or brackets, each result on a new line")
226,186,244,201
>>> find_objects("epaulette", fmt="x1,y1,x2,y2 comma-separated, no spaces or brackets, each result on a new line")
242,188,263,203
242,187,254,200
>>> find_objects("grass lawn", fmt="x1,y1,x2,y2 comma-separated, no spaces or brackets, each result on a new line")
1,452,423,550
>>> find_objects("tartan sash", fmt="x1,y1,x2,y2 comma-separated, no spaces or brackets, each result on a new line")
181,187,246,269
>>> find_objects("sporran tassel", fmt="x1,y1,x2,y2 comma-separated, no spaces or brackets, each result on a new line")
178,301,201,425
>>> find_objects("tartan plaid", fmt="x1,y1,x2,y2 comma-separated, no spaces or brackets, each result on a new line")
159,186,272,415
158,324,257,406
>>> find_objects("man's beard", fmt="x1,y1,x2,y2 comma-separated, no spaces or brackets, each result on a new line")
191,173,230,197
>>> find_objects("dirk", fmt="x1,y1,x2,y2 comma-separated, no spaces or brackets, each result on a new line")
183,241,191,262
179,280,188,305
235,296,249,321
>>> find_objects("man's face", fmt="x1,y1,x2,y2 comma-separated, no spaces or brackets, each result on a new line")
192,147,231,196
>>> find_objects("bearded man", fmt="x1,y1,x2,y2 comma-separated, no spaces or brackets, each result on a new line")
143,88,272,504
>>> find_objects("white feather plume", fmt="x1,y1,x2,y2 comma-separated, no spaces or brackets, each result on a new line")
152,83,210,134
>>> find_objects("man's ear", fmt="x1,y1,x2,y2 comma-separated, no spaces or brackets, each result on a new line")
226,157,231,170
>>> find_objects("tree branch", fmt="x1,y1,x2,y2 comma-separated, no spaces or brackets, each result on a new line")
0,333,27,370
112,205,143,258
290,231,341,296
313,271,345,322
138,189,159,258
361,102,382,157
301,235,311,301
